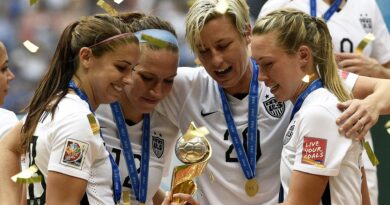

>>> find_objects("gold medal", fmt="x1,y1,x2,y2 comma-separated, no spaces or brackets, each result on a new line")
245,178,259,197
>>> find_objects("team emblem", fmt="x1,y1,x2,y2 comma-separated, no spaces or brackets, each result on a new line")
359,13,373,33
152,132,164,158
263,97,285,118
283,123,295,145
61,139,88,169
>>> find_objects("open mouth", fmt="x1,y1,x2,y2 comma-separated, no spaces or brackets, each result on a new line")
215,66,232,76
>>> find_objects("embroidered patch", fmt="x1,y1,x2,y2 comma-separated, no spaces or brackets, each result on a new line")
263,97,285,118
152,132,164,158
61,139,89,169
359,13,373,33
302,137,327,167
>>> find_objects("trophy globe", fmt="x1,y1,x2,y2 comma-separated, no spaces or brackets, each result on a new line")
175,133,210,164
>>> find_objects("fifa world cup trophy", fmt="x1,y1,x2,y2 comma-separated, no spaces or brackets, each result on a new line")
171,122,212,203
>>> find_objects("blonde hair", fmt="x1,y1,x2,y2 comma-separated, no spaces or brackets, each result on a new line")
185,0,250,53
253,8,352,102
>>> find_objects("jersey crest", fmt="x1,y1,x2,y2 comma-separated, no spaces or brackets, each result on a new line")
263,97,285,118
61,138,89,169
152,132,164,158
359,13,373,33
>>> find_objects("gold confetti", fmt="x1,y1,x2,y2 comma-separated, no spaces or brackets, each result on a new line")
355,33,375,54
385,120,390,135
363,140,379,166
11,165,42,184
194,57,202,66
29,0,39,6
113,0,124,4
141,33,170,48
87,113,100,135
122,190,130,205
23,40,39,53
97,0,118,16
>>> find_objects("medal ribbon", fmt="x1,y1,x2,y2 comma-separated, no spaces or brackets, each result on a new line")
310,0,342,22
218,59,259,179
68,80,122,204
110,102,150,203
278,79,323,202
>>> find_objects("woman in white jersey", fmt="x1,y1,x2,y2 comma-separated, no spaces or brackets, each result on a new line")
156,0,390,204
0,41,18,138
95,12,198,205
252,8,369,204
0,14,140,204
259,1,390,203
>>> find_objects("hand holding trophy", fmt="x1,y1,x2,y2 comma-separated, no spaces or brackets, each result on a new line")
170,122,212,203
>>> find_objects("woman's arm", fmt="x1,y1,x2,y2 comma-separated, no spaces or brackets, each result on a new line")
282,171,329,205
46,171,87,205
0,122,24,204
153,188,166,205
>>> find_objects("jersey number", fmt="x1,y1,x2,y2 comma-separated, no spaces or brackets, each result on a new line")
224,127,262,163
111,147,141,189
340,38,353,53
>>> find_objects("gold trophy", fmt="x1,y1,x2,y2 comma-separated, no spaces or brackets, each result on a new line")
171,122,212,203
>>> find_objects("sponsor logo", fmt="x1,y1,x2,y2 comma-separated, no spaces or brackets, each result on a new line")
263,97,285,118
61,139,88,169
152,132,164,158
201,110,218,117
301,136,327,167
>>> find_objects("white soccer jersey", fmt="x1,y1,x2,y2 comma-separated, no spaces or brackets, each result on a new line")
259,0,390,64
0,108,18,138
280,88,363,205
260,1,382,203
96,104,179,205
156,67,293,205
27,94,114,205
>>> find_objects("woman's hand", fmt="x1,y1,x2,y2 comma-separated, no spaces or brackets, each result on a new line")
161,191,199,205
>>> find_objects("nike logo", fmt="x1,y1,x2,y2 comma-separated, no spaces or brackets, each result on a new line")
201,110,218,117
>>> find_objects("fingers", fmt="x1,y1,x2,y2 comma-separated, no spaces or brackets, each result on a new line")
161,191,173,205
172,193,199,205
337,100,364,139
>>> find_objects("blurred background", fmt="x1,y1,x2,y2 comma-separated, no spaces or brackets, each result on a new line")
1,0,389,204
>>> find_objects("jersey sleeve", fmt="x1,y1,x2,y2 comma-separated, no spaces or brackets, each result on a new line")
0,109,19,138
370,0,390,64
47,112,106,180
338,70,358,92
293,106,352,176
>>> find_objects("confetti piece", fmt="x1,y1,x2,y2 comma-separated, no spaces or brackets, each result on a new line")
97,0,118,16
23,40,39,53
11,165,42,184
302,75,310,83
113,0,123,4
215,0,229,14
355,33,375,54
141,33,170,48
29,0,39,6
385,120,390,135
